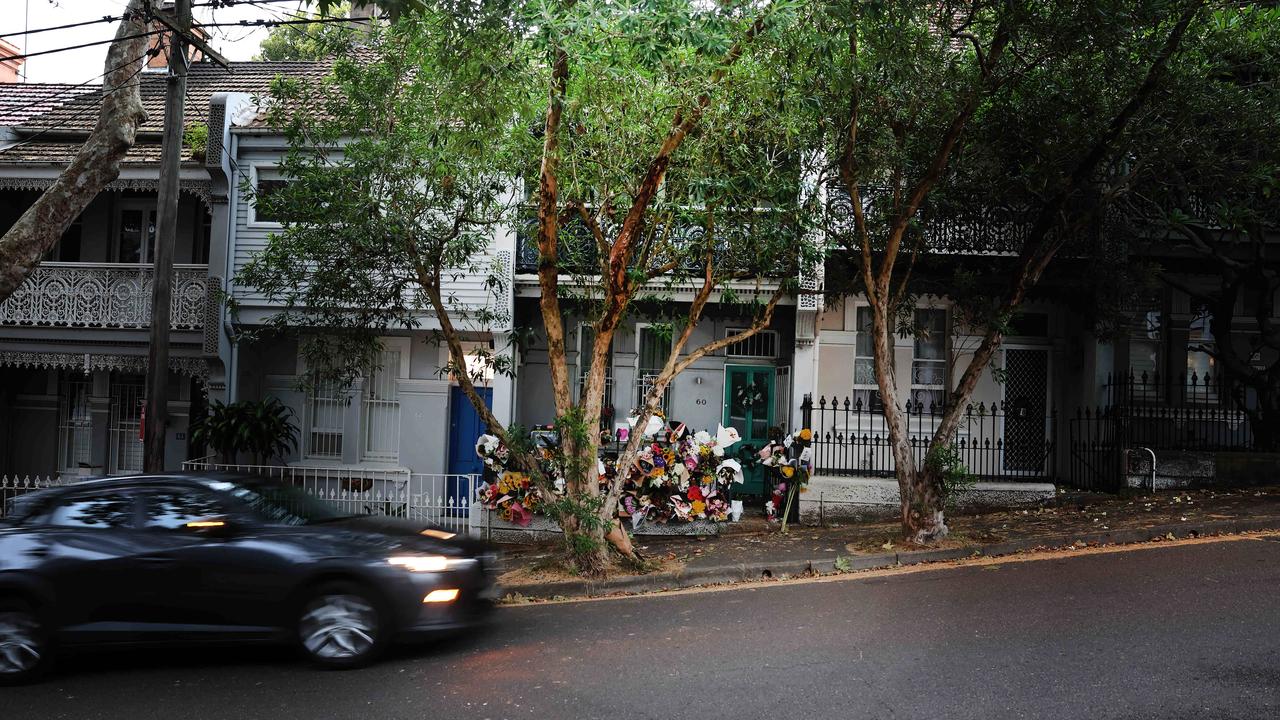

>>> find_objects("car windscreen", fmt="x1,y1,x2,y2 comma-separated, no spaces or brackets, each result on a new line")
215,478,347,526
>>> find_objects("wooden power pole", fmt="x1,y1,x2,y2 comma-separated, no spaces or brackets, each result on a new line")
144,0,226,472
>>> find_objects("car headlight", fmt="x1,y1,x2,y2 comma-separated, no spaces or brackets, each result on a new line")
387,555,473,572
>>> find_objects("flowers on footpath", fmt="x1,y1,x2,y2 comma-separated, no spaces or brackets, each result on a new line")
614,421,743,527
474,434,543,526
760,428,814,529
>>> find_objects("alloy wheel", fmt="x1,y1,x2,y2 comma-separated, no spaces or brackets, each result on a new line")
0,611,42,676
299,594,379,661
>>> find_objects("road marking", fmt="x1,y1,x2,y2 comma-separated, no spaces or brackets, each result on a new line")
500,531,1280,607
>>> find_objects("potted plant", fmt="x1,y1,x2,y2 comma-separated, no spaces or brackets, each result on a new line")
191,397,299,465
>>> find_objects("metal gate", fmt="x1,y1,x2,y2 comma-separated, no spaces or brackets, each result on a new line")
362,350,401,462
108,377,144,474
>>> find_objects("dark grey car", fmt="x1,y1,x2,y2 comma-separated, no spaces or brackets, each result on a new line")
0,472,498,684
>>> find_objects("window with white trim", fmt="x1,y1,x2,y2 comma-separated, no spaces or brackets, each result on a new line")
724,329,779,358
306,375,346,460
1186,311,1218,404
853,306,883,411
636,325,672,412
248,166,294,226
303,339,408,462
911,309,947,410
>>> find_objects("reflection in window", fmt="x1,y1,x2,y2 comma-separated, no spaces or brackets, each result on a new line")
145,490,224,529
1187,312,1218,403
47,492,134,529
853,307,884,411
911,309,947,411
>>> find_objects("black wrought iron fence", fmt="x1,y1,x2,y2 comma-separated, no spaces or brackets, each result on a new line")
802,395,1056,482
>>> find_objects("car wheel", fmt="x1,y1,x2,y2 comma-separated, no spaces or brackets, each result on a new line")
0,602,50,685
296,583,386,669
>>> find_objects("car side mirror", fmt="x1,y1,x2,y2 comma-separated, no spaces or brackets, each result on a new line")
182,515,236,537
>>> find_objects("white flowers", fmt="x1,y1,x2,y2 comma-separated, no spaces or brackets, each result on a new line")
693,430,712,445
717,458,745,484
474,434,501,465
716,424,741,448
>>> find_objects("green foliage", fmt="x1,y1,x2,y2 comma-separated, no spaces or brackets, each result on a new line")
183,123,208,162
926,442,975,506
255,4,357,61
191,398,299,465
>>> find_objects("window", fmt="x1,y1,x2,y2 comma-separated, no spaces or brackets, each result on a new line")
853,307,882,411
911,309,947,410
636,325,672,412
116,200,157,263
108,375,145,474
724,329,779,358
144,489,226,530
362,349,402,462
46,490,135,529
576,325,614,410
249,167,293,225
194,203,211,264
58,376,93,472
1127,309,1162,402
306,375,346,460
1186,311,1218,403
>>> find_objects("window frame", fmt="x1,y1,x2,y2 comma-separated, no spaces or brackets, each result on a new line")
910,308,948,411
113,197,158,264
852,305,883,412
246,164,292,228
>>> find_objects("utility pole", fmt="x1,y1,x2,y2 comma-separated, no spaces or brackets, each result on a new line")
144,0,226,472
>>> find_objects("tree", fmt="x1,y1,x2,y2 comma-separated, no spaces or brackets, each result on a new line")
239,1,818,575
808,0,1205,542
0,0,149,302
256,3,359,61
1111,4,1280,449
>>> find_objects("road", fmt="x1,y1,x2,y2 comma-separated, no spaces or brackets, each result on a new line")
7,536,1280,720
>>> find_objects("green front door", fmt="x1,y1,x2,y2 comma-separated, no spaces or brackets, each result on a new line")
723,365,775,497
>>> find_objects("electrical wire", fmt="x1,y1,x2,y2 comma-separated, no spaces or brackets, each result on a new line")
0,14,132,41
2,29,169,64
0,48,157,122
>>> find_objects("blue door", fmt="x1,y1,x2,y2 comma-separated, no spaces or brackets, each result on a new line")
447,386,492,509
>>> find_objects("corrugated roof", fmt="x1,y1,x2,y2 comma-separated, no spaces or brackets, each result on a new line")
0,83,99,126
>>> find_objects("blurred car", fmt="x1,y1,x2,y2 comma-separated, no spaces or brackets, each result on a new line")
0,472,498,684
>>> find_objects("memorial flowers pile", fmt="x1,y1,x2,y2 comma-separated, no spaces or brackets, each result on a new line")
474,433,544,526
614,418,746,527
759,427,814,531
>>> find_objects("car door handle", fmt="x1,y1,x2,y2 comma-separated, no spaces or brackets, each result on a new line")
24,546,49,558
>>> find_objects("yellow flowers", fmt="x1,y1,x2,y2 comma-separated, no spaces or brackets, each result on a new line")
780,465,796,478
798,428,813,442
497,471,528,494
690,500,706,516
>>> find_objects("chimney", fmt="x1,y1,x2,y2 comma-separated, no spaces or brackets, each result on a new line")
145,2,209,70
0,37,23,82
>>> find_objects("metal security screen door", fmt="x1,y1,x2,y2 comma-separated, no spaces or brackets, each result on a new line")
58,377,93,472
109,376,145,473
307,377,345,459
362,350,402,462
1003,348,1050,473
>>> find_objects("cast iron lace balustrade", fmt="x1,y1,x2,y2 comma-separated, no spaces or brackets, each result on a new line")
0,263,209,330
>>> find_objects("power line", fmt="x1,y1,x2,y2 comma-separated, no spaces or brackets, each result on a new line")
6,54,155,150
0,14,132,41
0,48,156,122
2,29,169,63
196,16,374,30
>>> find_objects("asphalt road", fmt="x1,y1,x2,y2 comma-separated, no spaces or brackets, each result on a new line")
7,537,1280,720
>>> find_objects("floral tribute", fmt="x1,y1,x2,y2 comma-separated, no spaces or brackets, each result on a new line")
613,414,746,527
474,414,749,527
758,427,814,530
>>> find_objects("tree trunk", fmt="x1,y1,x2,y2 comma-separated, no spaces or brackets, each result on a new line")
0,1,149,302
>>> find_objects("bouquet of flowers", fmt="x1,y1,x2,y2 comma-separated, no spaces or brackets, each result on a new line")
474,433,552,526
615,420,744,526
759,428,814,532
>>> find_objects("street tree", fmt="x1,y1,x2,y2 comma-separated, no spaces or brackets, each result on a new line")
256,3,359,61
239,1,819,575
0,0,149,302
808,0,1205,542
1111,4,1280,449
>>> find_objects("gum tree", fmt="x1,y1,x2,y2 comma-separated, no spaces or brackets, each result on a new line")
239,2,819,575
808,0,1205,542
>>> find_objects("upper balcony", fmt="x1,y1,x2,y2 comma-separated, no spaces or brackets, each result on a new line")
0,263,210,330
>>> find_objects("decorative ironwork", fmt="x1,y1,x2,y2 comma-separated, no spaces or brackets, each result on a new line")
0,263,209,330
0,351,211,379
0,177,214,208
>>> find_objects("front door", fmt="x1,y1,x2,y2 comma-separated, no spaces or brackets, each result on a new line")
448,386,492,507
1003,348,1050,474
723,365,774,497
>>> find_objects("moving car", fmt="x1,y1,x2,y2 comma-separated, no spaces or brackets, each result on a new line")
0,472,498,684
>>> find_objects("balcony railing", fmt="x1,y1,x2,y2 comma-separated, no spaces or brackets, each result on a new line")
0,263,209,330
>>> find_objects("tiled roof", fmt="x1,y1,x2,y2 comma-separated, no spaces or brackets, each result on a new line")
0,141,179,165
0,83,98,126
12,59,332,135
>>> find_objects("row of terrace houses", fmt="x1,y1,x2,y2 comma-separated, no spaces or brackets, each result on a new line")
1,52,1271,502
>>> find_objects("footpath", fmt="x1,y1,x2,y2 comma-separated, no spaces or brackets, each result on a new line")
496,485,1280,600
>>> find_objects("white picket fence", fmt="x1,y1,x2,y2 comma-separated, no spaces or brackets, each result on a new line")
180,460,486,536
0,475,69,517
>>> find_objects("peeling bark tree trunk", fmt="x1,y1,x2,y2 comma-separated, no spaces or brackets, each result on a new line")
0,1,149,302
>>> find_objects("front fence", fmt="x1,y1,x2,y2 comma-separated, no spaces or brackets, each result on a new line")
804,396,1056,481
1,475,68,518
180,461,486,536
